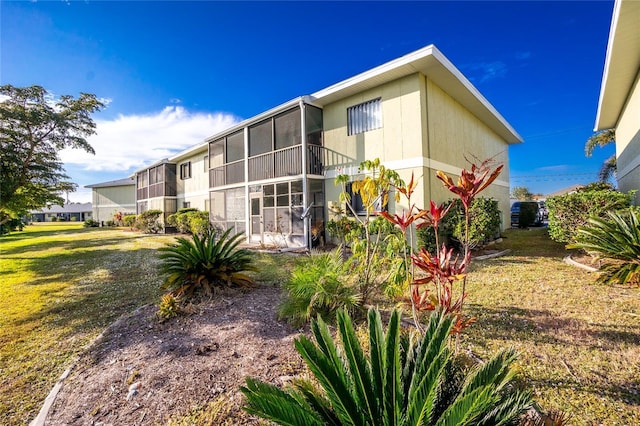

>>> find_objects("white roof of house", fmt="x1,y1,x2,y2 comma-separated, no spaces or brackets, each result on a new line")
310,44,522,144
85,177,135,188
595,0,640,130
31,203,93,214
139,44,522,172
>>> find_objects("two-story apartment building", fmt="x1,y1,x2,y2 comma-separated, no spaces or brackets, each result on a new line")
135,45,522,248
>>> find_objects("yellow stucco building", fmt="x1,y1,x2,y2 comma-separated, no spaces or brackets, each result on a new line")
134,45,522,248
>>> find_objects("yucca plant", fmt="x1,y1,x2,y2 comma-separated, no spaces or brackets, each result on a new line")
568,208,640,286
158,229,255,298
278,249,361,327
242,308,532,425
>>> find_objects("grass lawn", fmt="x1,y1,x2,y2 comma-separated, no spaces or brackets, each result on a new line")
1,223,638,424
0,223,176,425
465,228,640,424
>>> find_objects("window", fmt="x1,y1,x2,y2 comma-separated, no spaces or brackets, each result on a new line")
249,119,273,156
180,162,192,179
346,181,388,215
226,131,244,162
347,98,382,135
274,107,301,150
183,202,191,209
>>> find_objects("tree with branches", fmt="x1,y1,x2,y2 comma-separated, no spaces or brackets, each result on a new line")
0,85,104,225
585,128,616,183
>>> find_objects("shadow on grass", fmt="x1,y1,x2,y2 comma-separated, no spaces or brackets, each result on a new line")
466,304,640,407
0,235,143,257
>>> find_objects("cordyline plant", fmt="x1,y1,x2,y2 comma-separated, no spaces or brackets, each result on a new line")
382,156,503,333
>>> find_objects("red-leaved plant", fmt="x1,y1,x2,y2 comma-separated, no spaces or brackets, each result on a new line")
382,156,503,334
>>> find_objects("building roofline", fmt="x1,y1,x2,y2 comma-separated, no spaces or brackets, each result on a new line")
310,44,522,144
85,177,135,188
595,0,640,130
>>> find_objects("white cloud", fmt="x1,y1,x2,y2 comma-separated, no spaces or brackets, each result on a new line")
60,106,240,172
465,61,507,83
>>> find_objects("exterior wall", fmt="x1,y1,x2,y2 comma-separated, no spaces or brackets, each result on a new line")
92,185,136,222
425,77,511,226
322,73,512,229
615,73,640,204
323,74,425,215
176,150,210,211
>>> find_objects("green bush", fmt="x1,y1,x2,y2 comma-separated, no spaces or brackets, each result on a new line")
417,197,501,251
547,187,634,243
123,214,137,228
83,219,99,228
158,229,255,299
136,209,163,234
51,217,58,222
0,218,25,235
568,207,640,286
105,220,115,227
167,208,212,235
242,308,532,425
278,249,360,327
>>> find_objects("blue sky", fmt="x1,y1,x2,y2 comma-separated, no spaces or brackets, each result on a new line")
2,1,616,202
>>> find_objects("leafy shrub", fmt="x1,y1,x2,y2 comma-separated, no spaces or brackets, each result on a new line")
158,229,255,299
417,197,501,251
51,216,58,222
157,293,180,320
242,308,532,425
105,220,115,227
123,214,137,228
547,187,634,243
0,217,25,235
70,216,77,222
568,207,640,286
167,208,213,235
136,209,163,234
83,219,99,228
278,249,360,327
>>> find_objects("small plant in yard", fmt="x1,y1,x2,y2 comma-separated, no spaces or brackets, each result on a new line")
568,207,640,286
136,209,164,233
158,229,255,299
278,249,361,327
242,307,532,425
157,293,180,320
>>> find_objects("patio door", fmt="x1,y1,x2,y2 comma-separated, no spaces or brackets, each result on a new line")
249,193,263,244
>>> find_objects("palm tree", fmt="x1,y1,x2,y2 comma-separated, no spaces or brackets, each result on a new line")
585,129,616,183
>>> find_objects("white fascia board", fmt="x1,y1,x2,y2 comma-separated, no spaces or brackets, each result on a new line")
310,45,522,144
595,0,640,130
595,0,622,130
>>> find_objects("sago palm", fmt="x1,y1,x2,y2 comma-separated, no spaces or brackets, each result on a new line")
569,208,640,285
242,308,532,425
159,229,255,298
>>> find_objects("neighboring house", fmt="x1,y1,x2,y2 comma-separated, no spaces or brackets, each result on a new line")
595,0,640,204
546,184,585,198
134,44,522,248
30,203,92,222
85,177,136,223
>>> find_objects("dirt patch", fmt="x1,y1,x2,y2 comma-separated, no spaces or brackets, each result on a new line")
568,252,601,269
46,285,307,425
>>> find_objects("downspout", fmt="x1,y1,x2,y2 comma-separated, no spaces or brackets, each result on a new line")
243,126,250,244
300,99,310,250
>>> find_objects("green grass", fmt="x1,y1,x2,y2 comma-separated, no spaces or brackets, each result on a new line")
0,223,176,425
3,224,638,424
464,228,640,424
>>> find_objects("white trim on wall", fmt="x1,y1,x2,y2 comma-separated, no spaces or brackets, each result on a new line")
325,156,509,188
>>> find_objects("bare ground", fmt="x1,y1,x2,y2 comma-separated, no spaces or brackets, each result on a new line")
46,285,307,425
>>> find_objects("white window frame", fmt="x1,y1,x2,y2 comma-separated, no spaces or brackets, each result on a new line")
347,98,382,136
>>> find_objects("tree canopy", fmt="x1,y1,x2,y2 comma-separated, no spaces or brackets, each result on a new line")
0,85,104,224
585,128,617,183
511,186,533,200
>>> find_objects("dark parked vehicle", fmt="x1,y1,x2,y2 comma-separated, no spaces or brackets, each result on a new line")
511,201,545,227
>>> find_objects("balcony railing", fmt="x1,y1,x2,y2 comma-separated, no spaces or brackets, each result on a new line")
209,159,245,188
208,145,326,188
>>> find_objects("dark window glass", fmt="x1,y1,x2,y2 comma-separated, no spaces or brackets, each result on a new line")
226,131,244,162
210,140,224,168
274,107,301,150
249,119,273,156
290,180,303,193
276,182,289,195
305,105,323,146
